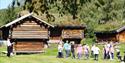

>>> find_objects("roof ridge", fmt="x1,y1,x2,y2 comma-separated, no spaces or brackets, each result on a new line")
1,13,54,28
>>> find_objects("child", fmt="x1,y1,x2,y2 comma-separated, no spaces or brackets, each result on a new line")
103,45,107,59
116,48,122,61
71,42,75,59
77,44,83,59
93,45,100,61
109,46,114,60
57,43,63,58
83,44,89,60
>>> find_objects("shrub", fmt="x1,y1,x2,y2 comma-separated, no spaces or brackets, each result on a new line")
81,38,95,45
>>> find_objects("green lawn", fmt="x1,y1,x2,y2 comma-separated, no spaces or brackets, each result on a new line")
0,43,124,63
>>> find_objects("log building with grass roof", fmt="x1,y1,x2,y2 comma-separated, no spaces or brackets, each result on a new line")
0,13,54,53
95,26,125,43
0,13,85,53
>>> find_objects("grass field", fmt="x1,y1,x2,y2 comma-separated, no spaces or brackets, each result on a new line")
0,43,125,63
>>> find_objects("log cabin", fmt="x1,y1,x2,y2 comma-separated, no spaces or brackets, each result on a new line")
60,26,84,44
0,13,85,53
95,31,117,42
49,26,85,44
0,13,54,53
95,26,125,43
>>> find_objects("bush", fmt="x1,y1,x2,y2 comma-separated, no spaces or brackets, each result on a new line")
81,38,95,45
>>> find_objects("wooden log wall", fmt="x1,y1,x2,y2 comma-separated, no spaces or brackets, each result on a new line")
14,40,44,51
117,31,125,42
62,29,84,39
12,20,48,39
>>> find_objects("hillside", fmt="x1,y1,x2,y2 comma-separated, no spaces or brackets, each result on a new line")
1,0,125,32
0,8,125,32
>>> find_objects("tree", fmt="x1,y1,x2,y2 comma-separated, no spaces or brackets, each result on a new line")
21,0,83,20
0,0,21,24
9,0,125,37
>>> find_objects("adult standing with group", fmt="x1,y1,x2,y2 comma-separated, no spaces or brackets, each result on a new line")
7,37,13,57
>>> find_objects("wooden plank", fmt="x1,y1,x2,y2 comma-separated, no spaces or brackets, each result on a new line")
22,22,38,25
12,34,48,37
12,34,48,36
12,36,48,39
20,24,41,26
13,28,46,31
12,31,48,33
20,25,40,27
13,22,47,31
15,47,43,49
12,31,48,35
15,43,42,45
13,27,47,31
12,33,47,35
15,48,43,51
14,25,43,28
13,26,43,29
13,28,42,30
14,41,44,51
12,30,48,39
15,48,42,50
15,48,42,51
16,43,43,46
15,46,43,49
16,43,43,45
15,46,43,48
15,41,44,44
15,45,43,48
14,51,43,53
12,35,48,37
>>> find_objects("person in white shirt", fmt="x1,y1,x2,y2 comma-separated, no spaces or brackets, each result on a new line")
57,43,63,58
109,45,114,60
93,45,100,61
7,38,12,57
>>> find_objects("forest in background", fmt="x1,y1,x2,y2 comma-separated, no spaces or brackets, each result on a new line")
1,0,125,40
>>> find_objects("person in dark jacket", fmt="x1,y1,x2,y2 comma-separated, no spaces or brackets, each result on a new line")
71,42,75,59
116,48,122,61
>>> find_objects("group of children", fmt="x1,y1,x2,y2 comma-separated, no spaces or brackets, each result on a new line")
103,42,114,60
57,41,125,62
57,41,100,61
